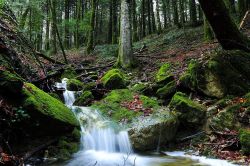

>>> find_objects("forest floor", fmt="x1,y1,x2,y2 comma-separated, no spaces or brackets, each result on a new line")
10,26,249,165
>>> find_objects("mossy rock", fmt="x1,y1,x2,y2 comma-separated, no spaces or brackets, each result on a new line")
48,92,61,101
180,50,250,98
129,111,179,151
74,91,94,106
100,69,126,89
83,82,96,91
131,83,148,93
61,67,77,79
22,83,79,128
156,81,177,99
239,128,250,155
0,70,24,95
92,89,160,123
169,92,206,128
66,79,84,91
155,63,172,83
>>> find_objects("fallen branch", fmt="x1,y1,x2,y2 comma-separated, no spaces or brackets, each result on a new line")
21,138,58,162
35,51,65,65
178,131,205,142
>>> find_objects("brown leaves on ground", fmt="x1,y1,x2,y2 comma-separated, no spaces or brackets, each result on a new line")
121,95,153,116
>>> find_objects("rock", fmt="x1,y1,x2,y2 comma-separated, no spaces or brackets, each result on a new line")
169,92,206,128
66,79,84,91
0,70,24,95
74,91,94,106
101,69,126,89
128,110,179,151
131,83,148,93
155,63,174,86
92,89,160,123
22,83,79,134
180,50,250,98
61,67,77,79
83,82,96,91
156,81,177,99
239,129,250,155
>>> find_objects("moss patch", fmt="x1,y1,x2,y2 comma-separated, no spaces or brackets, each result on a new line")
169,92,206,128
100,69,126,89
66,79,84,91
22,83,79,127
92,89,160,123
74,91,94,106
156,81,177,99
61,67,77,79
239,128,250,155
155,63,174,86
0,70,24,95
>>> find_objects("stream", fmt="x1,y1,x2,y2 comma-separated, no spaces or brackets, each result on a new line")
52,78,237,166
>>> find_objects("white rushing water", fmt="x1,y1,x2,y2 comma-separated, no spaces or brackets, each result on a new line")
56,79,237,166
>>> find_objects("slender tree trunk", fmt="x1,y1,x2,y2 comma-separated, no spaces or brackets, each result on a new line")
132,0,138,41
87,0,96,54
172,0,179,27
118,0,135,68
156,0,162,32
189,0,197,26
162,0,167,28
198,0,250,51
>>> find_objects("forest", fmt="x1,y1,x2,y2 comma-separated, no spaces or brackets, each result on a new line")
1,0,250,165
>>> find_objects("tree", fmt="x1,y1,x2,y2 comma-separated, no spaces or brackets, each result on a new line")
198,0,250,51
117,0,135,68
87,0,96,54
189,0,197,26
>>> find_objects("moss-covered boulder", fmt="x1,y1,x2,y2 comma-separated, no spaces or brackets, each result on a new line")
156,63,174,86
180,51,250,98
22,83,79,133
92,89,160,123
128,110,179,151
169,92,206,128
156,81,177,99
131,83,148,93
66,79,84,91
239,129,250,155
0,70,24,95
74,91,94,106
61,67,77,79
210,93,250,131
100,69,126,89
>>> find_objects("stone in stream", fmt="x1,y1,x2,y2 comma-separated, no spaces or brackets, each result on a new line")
74,91,94,106
66,78,84,91
128,110,179,151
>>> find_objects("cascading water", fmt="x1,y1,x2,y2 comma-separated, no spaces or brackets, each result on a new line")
56,79,236,166
56,79,135,166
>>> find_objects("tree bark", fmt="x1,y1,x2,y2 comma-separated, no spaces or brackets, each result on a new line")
117,0,135,68
198,0,250,51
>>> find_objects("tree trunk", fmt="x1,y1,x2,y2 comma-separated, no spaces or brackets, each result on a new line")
198,0,250,51
117,0,135,68
189,0,197,26
87,0,96,54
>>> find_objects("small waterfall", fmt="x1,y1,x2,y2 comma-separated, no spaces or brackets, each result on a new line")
56,79,133,155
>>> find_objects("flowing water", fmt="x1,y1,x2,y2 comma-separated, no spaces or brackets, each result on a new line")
53,78,237,166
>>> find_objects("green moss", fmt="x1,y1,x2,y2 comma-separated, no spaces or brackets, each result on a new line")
180,50,250,98
66,79,84,91
71,128,81,142
48,92,61,101
179,60,200,91
61,67,77,79
169,92,206,127
155,63,174,86
239,129,250,154
22,83,79,126
100,69,126,89
92,89,160,123
0,70,24,94
156,81,177,99
74,91,94,106
83,82,96,91
131,83,147,93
